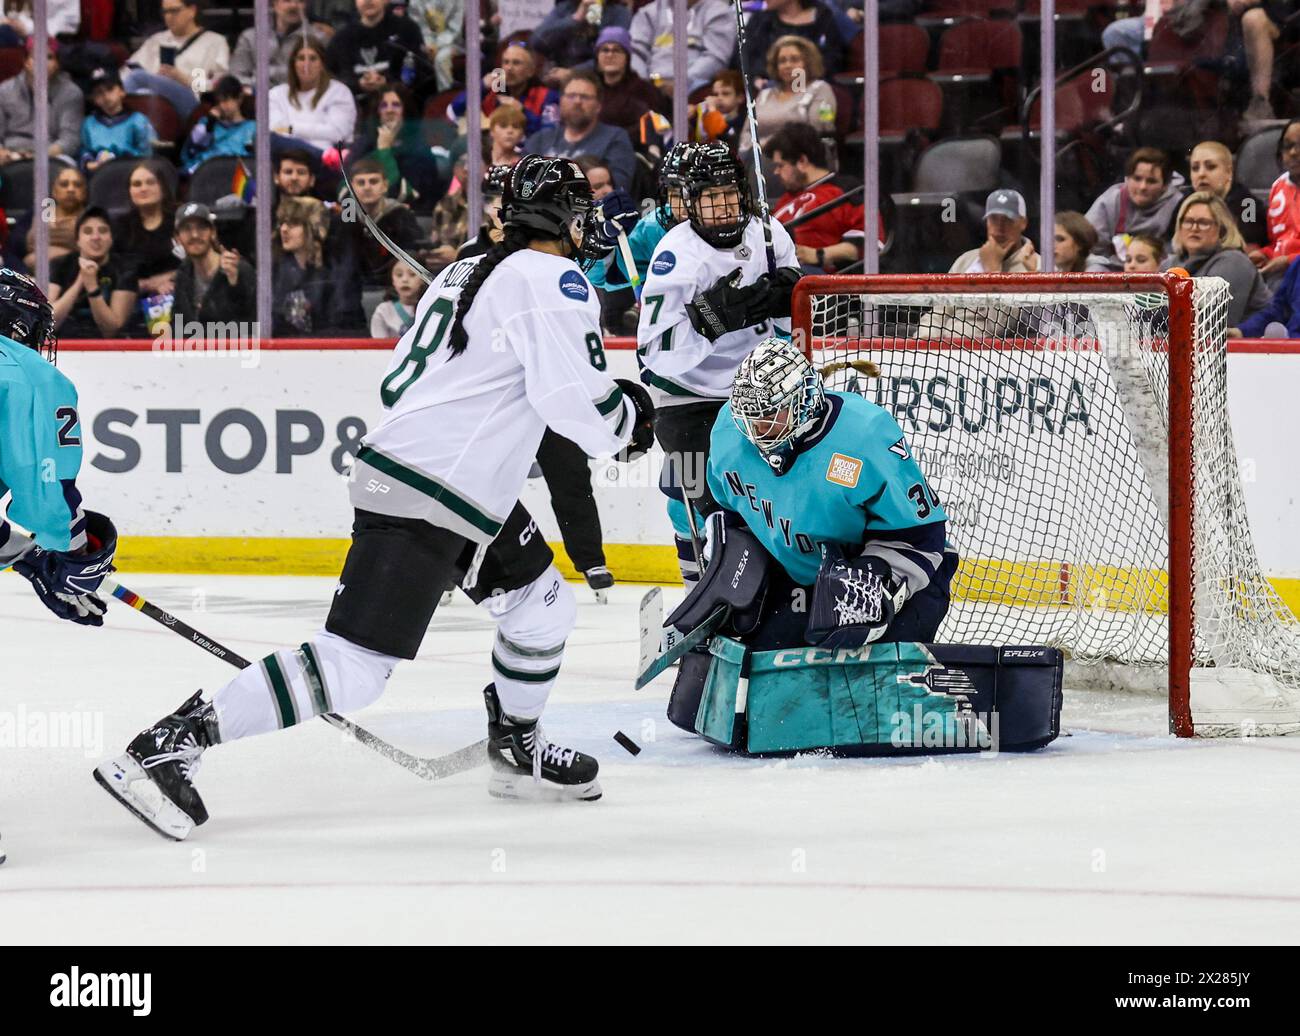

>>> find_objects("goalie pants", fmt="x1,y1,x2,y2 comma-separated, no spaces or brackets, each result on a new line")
654,400,724,586
210,504,575,742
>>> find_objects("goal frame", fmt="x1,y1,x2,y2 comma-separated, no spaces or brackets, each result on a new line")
792,272,1199,736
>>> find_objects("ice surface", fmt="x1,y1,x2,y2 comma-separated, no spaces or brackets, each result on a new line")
2,573,1298,944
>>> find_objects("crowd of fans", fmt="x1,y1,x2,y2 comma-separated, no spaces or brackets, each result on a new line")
3,0,1300,339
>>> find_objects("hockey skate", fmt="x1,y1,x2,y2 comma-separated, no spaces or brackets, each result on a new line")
483,684,601,801
584,565,614,604
94,691,217,841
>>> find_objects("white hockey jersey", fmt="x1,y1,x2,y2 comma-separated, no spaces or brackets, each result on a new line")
350,248,635,543
636,216,798,408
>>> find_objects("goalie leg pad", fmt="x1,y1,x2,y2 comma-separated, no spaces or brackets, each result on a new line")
667,649,712,733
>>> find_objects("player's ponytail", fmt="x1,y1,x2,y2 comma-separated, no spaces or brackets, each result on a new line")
448,225,532,356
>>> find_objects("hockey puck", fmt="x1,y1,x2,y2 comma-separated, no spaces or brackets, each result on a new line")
613,731,641,756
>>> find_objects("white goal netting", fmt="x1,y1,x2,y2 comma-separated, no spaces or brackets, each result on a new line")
801,275,1300,735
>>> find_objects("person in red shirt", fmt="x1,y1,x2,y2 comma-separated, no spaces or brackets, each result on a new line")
766,123,870,272
1248,118,1300,280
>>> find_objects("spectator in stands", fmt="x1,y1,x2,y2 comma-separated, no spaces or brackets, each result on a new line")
80,68,153,172
457,164,508,259
24,165,86,270
1247,119,1300,280
1168,191,1271,327
309,0,357,35
274,148,321,204
337,156,423,286
123,0,230,120
326,0,428,99
1232,0,1287,123
1085,147,1184,272
742,0,846,83
230,0,329,90
47,206,139,338
576,155,614,201
113,160,182,298
630,0,735,93
270,35,358,153
180,74,255,174
370,258,424,337
0,38,83,164
0,0,80,44
523,70,636,190
768,124,863,273
427,154,469,271
753,36,836,151
1187,139,1268,249
1232,251,1300,337
487,104,526,168
452,42,558,137
694,69,746,152
1124,232,1166,272
350,82,440,210
407,0,465,93
951,189,1038,273
533,1,632,87
170,201,255,331
579,27,666,136
272,195,355,335
1052,211,1098,273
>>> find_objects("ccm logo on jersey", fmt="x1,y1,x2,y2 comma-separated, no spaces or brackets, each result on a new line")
651,251,676,275
825,453,863,488
559,270,589,302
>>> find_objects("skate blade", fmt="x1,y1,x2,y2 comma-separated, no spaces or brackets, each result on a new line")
488,771,602,802
93,756,195,842
592,588,608,605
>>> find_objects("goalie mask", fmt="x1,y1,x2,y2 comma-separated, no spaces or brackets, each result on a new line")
656,141,698,230
502,155,596,261
0,267,56,363
682,141,752,249
730,337,826,475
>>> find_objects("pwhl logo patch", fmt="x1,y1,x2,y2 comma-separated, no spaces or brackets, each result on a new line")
651,251,676,275
825,453,862,488
559,270,589,301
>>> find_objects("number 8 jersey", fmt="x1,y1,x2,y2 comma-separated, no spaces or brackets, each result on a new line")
350,249,636,544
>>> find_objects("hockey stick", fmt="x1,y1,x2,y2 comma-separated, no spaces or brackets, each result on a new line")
729,0,777,276
616,230,642,299
338,148,436,285
635,604,726,689
101,577,487,781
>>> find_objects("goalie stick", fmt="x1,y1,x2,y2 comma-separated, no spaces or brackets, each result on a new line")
102,577,487,781
635,604,726,689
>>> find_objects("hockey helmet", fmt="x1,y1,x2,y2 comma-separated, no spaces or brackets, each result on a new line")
656,141,698,230
730,337,827,475
682,141,753,249
501,155,595,245
0,268,56,363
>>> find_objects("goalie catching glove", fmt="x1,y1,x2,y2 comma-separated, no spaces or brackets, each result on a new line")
613,377,655,462
13,511,118,626
805,543,909,650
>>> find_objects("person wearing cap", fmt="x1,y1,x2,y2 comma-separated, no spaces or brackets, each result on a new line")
180,75,255,174
533,1,632,82
79,68,153,172
406,0,466,93
0,37,83,164
583,25,668,135
170,202,256,336
947,189,1039,274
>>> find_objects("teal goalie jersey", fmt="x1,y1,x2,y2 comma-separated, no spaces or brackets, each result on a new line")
0,335,88,567
706,390,957,591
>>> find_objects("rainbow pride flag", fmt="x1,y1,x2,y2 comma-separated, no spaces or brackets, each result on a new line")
232,159,254,203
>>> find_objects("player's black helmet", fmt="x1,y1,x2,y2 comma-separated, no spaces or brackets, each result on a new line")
501,155,595,243
682,141,753,249
0,268,56,363
656,141,698,230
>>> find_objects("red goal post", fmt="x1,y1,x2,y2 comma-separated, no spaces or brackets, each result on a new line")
790,271,1249,737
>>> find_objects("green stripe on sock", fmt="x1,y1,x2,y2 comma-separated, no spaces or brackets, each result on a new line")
496,631,565,660
263,653,297,728
491,653,561,684
298,642,330,715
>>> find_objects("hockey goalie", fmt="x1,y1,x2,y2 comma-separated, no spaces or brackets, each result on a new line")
656,337,1063,755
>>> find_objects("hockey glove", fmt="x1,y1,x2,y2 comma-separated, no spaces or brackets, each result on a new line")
805,544,906,650
685,268,772,342
13,511,117,627
594,189,641,251
762,266,803,320
613,377,656,462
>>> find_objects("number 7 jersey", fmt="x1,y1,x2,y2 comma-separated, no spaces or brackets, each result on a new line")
350,248,636,544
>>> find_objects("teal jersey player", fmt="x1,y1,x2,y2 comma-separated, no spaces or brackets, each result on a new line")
586,206,669,291
708,388,951,588
0,268,117,625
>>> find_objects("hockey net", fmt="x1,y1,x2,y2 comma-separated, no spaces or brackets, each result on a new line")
793,272,1300,737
